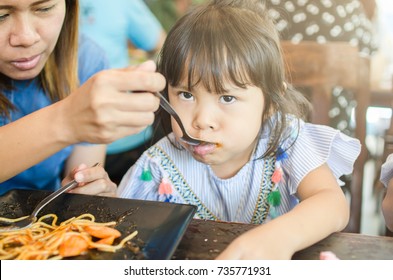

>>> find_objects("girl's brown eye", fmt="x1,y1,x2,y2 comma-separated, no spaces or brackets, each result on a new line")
220,95,235,104
180,91,193,100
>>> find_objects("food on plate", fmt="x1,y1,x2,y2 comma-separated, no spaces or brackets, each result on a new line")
0,213,138,260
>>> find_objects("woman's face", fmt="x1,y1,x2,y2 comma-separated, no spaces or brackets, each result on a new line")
0,0,65,80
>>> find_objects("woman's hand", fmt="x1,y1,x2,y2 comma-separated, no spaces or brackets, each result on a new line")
58,60,165,145
62,163,117,197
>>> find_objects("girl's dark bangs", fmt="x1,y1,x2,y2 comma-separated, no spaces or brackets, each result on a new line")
168,9,254,93
187,48,252,93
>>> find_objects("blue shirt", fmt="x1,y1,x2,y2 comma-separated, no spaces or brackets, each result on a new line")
0,36,109,195
79,0,163,68
79,0,163,154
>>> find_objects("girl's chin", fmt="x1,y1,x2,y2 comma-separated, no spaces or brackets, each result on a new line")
191,153,216,165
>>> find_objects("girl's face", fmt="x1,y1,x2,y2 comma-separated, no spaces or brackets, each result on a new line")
0,0,65,80
168,82,264,179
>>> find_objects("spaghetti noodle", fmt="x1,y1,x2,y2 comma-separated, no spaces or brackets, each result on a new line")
0,213,138,260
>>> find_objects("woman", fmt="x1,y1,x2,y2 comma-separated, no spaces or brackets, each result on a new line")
0,0,165,196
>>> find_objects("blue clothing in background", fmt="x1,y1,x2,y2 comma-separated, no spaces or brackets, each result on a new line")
0,36,109,195
79,0,162,155
79,0,163,155
79,0,162,68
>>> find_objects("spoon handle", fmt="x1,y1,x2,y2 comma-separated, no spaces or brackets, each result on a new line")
154,92,189,134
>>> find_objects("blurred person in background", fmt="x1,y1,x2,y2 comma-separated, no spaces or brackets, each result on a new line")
79,0,166,184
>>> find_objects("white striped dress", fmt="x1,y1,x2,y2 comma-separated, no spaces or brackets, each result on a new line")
117,117,361,224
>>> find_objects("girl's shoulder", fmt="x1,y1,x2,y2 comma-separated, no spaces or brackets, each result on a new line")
280,115,361,159
276,115,359,151
276,116,361,188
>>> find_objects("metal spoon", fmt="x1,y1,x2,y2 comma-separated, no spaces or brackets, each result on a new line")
0,163,99,232
154,92,205,146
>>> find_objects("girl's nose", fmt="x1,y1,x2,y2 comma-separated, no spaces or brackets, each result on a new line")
9,16,40,47
192,104,217,131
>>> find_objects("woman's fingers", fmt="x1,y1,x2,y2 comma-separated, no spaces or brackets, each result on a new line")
90,67,165,94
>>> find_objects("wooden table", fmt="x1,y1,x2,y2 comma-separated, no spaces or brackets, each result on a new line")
173,219,393,260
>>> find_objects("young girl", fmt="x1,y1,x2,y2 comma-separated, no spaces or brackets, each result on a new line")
0,0,165,196
117,0,361,259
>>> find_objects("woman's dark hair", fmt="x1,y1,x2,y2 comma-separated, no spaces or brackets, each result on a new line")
156,0,311,157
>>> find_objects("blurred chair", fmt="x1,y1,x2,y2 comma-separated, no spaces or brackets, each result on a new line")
281,40,371,233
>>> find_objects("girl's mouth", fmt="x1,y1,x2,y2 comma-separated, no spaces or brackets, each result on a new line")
190,142,220,156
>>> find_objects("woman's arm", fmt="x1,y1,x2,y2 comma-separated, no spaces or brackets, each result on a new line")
0,103,71,182
0,62,164,183
216,163,349,259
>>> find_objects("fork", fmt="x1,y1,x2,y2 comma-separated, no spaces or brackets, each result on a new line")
0,163,99,232
154,92,204,146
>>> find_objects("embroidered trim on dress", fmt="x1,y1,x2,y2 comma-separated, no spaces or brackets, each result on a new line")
146,146,218,220
251,156,276,224
146,145,278,224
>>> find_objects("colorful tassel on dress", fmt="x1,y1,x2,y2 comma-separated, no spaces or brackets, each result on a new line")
271,167,283,184
269,148,287,218
158,178,173,202
140,167,152,181
276,147,288,161
267,189,281,207
140,164,153,182
158,178,172,195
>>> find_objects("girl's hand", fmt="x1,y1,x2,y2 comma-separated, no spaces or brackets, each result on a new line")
62,163,117,197
215,225,293,260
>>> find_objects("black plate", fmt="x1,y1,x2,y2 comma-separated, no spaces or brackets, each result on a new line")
0,189,196,260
